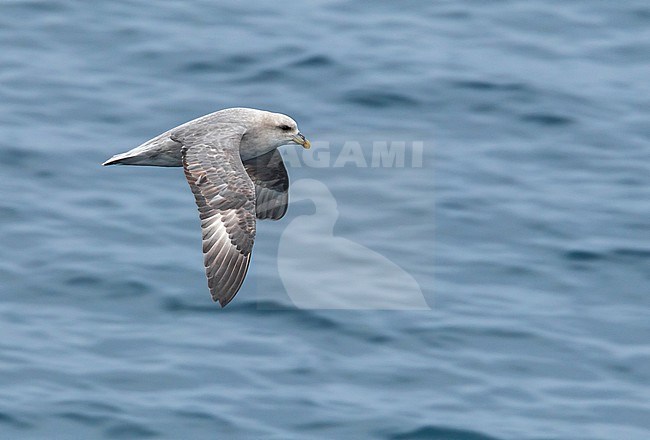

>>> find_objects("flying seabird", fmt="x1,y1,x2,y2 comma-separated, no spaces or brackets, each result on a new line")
103,107,311,307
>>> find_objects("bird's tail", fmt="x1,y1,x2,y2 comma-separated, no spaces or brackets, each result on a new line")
102,132,183,167
102,152,137,166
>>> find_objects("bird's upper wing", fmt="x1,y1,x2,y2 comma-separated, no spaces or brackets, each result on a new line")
243,149,289,220
173,125,256,307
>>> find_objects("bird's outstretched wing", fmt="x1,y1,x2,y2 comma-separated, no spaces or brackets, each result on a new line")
173,125,256,307
243,149,289,220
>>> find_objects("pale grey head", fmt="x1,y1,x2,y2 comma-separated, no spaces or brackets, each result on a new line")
236,108,310,160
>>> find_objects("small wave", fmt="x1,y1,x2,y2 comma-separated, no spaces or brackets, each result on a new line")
162,296,342,331
0,412,32,430
345,90,420,108
177,54,259,75
0,206,21,221
65,276,152,298
612,247,650,260
242,68,285,83
390,425,503,440
57,411,113,426
161,296,220,313
563,249,603,262
564,247,650,264
10,0,67,13
104,421,159,439
290,54,335,68
451,79,527,93
521,113,574,126
0,146,42,167
237,301,341,330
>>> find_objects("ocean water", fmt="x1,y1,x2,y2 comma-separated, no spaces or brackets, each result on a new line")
1,0,649,438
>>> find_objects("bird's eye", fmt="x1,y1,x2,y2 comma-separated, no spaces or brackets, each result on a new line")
278,124,292,131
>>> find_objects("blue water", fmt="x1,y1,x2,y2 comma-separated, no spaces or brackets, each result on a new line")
1,0,649,438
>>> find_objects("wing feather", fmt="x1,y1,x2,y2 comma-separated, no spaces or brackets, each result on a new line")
174,125,256,307
243,149,289,220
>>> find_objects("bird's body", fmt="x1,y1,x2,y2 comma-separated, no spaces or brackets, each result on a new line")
103,108,306,167
103,107,310,306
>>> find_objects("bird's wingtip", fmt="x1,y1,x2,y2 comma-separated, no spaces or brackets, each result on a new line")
214,293,234,308
210,293,226,308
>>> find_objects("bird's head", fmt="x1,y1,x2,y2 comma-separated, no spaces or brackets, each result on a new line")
242,110,310,152
262,112,310,150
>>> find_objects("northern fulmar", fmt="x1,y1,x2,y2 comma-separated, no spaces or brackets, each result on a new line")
103,107,311,307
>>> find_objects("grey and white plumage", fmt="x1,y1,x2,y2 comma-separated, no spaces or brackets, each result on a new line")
103,108,310,306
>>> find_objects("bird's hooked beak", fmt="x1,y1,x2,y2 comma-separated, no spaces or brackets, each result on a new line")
292,132,311,149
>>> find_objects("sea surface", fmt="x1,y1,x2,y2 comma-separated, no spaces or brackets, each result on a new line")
1,0,649,439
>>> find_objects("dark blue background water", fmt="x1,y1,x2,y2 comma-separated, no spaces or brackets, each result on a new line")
1,1,649,438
